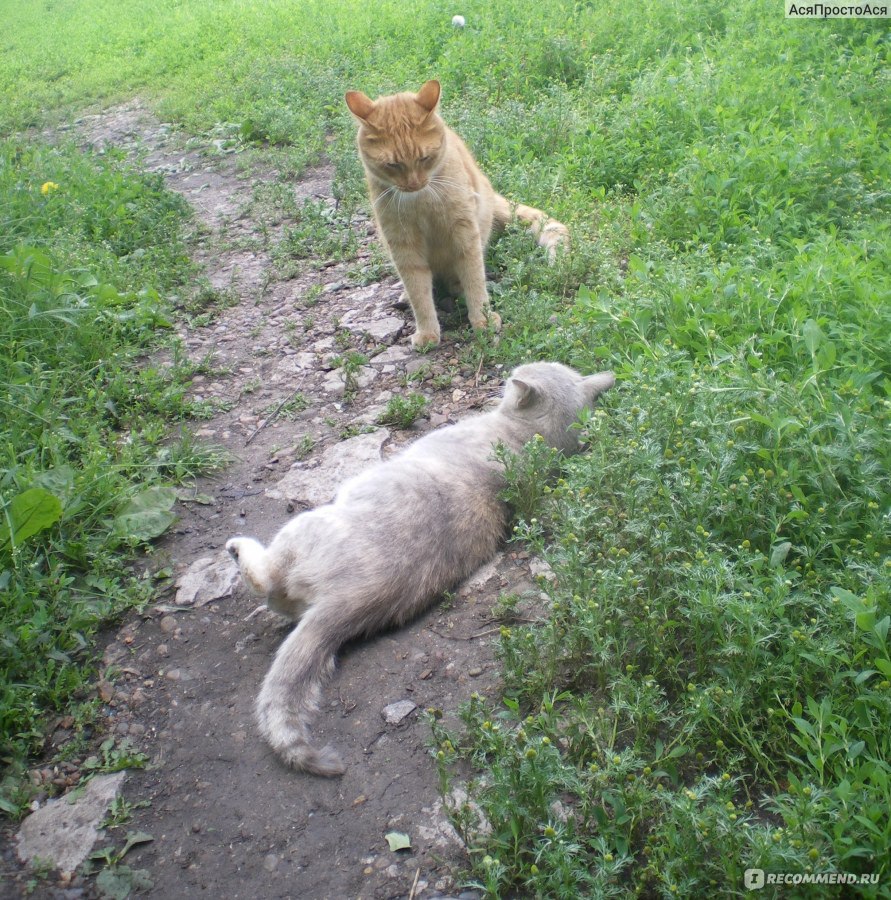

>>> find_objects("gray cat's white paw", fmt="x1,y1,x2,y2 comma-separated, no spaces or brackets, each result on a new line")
225,538,243,560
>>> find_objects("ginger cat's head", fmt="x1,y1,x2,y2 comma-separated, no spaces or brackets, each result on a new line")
345,80,446,194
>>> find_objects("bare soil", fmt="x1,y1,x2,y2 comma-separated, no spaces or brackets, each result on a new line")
2,101,552,899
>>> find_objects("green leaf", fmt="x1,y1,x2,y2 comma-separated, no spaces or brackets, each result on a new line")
802,318,824,355
384,831,412,851
96,865,153,900
830,587,862,612
0,487,63,548
1,246,55,283
856,611,876,633
792,717,814,738
113,486,177,542
33,466,76,504
769,541,791,568
816,340,836,369
175,488,214,506
120,831,154,858
873,658,891,678
848,741,865,761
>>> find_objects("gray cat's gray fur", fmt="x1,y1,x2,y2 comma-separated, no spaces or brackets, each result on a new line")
226,362,614,776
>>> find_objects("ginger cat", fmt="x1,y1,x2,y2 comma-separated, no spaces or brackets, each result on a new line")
345,80,569,348
226,362,614,775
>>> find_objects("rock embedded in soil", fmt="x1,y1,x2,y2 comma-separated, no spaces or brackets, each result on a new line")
266,428,389,507
344,315,405,344
371,345,412,365
16,772,127,876
381,700,417,725
174,550,241,606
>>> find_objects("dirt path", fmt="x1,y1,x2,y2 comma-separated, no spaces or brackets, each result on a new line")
4,102,554,900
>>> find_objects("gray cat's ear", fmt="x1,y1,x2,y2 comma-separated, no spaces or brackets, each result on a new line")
345,90,376,122
416,80,441,114
512,378,539,410
583,371,615,402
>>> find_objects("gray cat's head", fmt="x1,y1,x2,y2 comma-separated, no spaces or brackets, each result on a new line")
501,362,614,454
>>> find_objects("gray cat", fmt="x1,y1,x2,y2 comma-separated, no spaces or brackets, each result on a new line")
226,362,614,775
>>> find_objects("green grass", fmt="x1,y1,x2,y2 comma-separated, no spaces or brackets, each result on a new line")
0,139,222,813
376,392,429,429
1,0,889,893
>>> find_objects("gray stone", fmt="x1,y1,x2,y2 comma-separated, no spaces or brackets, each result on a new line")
371,345,411,365
320,365,378,395
381,700,417,725
344,316,404,344
350,402,389,426
311,336,335,353
405,358,431,377
416,799,465,851
458,554,503,596
529,556,557,582
16,772,127,875
320,369,347,397
175,550,240,606
287,352,317,371
267,429,389,506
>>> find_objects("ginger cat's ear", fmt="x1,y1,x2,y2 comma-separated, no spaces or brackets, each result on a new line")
415,80,441,114
345,90,376,122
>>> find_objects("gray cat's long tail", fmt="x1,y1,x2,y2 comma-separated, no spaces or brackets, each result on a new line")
255,604,354,777
493,194,569,262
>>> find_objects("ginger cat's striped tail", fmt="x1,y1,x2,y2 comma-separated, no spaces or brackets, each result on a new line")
493,194,569,262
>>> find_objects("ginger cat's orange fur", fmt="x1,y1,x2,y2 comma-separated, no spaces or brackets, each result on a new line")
345,80,569,348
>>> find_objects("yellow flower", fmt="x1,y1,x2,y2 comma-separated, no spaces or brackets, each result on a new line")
40,181,59,195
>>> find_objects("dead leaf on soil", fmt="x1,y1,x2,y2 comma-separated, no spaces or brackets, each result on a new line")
384,831,412,852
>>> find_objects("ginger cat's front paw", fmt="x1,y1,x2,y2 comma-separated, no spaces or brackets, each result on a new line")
470,311,502,333
411,329,440,349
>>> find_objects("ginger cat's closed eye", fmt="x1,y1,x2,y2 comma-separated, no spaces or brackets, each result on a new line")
345,80,569,348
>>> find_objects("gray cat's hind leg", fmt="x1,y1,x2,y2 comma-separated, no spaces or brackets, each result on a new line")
226,537,273,596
